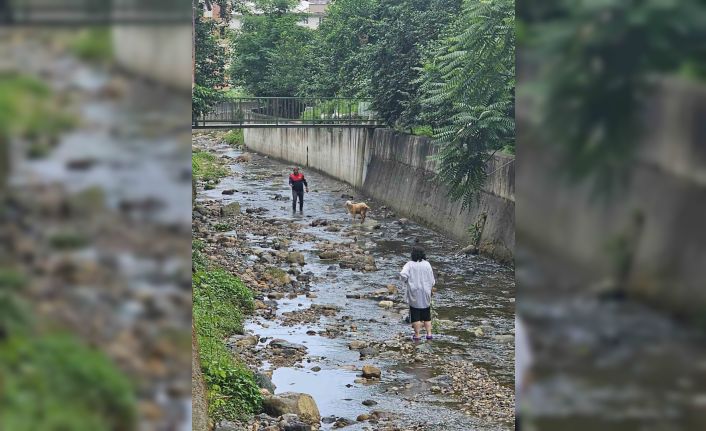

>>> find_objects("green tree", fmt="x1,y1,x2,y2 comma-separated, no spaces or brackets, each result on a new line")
302,0,379,98
193,1,228,118
523,0,706,193
368,0,461,127
419,0,515,208
229,0,312,96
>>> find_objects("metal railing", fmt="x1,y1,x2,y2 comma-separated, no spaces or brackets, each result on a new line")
193,97,384,128
0,0,191,24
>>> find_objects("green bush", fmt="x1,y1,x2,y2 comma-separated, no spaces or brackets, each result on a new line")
0,268,32,337
194,268,253,313
192,151,229,182
300,100,361,121
223,129,244,147
410,125,434,137
192,240,208,271
199,336,262,420
0,73,77,140
192,249,261,422
214,222,232,232
0,335,136,431
0,268,27,291
69,28,113,63
48,231,89,250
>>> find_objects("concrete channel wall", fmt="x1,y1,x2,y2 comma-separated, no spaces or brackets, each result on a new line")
517,77,706,315
244,127,516,262
112,25,193,91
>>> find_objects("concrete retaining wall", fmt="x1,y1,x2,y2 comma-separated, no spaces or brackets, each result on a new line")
244,127,515,262
112,25,192,91
517,77,706,314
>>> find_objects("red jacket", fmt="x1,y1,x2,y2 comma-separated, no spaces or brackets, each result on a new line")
289,173,308,191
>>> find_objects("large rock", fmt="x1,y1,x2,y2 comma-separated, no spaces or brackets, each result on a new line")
361,365,381,379
378,300,393,309
318,250,339,260
269,339,307,352
220,202,241,216
261,392,321,425
287,252,305,266
229,335,258,348
348,340,367,350
254,372,276,394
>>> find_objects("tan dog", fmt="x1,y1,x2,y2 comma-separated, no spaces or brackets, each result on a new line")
345,200,369,224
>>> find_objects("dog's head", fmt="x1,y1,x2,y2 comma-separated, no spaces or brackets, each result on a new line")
345,200,353,207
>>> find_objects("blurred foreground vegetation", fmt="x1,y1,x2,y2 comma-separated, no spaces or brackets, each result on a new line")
0,268,136,431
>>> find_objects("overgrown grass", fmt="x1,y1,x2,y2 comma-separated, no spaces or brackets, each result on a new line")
48,231,89,250
69,28,113,63
265,266,289,286
223,129,244,147
0,335,136,431
214,222,232,232
0,266,136,431
192,150,229,182
0,73,78,143
192,246,262,422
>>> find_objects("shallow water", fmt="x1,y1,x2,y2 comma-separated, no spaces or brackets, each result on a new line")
517,247,706,431
198,140,515,430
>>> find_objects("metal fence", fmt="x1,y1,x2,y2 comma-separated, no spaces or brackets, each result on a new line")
193,97,384,128
0,0,191,24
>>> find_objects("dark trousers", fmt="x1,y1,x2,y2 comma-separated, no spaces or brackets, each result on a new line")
292,188,304,211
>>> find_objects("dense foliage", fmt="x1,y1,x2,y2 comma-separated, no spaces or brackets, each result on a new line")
419,0,515,208
192,241,262,421
520,0,706,191
367,0,461,127
201,0,516,202
229,0,312,96
0,269,136,431
302,0,378,98
1,335,136,431
193,2,228,119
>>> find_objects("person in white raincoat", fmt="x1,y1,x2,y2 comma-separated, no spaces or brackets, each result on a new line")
400,246,436,341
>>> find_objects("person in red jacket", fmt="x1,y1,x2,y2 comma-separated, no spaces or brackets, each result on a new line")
288,167,309,213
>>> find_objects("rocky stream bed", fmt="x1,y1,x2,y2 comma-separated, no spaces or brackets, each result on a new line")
193,132,516,431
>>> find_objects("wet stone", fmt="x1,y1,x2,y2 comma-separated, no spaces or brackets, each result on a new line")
348,341,367,350
361,365,381,379
269,339,307,352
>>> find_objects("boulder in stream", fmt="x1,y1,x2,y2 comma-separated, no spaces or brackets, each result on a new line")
287,252,305,265
261,392,321,425
220,202,241,216
361,365,381,379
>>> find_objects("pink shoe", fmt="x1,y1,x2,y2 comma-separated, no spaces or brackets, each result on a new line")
426,335,433,340
411,335,421,342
